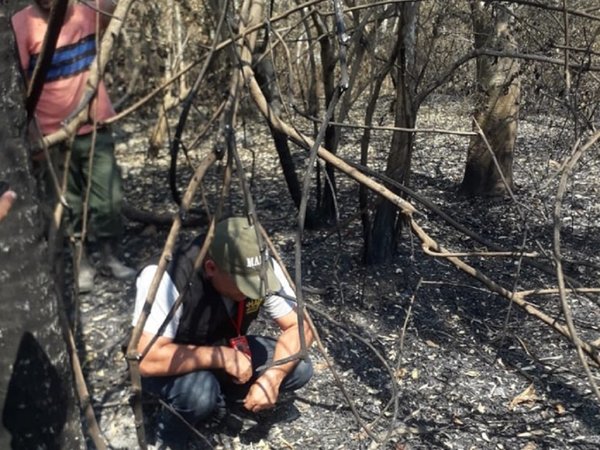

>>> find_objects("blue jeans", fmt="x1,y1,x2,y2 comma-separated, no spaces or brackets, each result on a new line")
142,335,313,443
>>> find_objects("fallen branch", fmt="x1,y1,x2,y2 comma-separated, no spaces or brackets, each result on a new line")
121,202,206,227
410,220,600,367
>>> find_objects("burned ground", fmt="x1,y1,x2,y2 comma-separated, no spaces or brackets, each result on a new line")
77,96,600,450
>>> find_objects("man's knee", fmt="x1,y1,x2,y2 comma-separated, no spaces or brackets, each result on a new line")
296,358,314,386
146,371,223,423
282,358,314,392
171,371,222,421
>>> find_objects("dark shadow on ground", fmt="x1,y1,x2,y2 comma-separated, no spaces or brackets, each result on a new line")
2,332,68,450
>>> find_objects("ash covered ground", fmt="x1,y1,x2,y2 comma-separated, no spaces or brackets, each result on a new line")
77,96,600,449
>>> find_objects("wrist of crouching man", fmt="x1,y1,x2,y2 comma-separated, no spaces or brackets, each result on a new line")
215,345,232,369
260,366,286,387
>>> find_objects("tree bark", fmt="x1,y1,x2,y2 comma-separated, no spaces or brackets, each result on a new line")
254,46,304,208
461,1,520,197
0,4,84,448
312,12,338,223
365,2,419,265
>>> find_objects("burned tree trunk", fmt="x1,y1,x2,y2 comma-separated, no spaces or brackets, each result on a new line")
0,4,84,448
254,47,304,209
312,12,339,224
461,1,520,197
365,3,419,265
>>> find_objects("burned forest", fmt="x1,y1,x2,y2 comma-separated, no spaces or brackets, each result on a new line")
1,1,600,449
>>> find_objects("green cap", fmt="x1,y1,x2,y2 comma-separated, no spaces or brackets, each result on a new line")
209,217,280,299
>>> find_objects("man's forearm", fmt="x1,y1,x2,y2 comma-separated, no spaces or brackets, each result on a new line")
138,339,230,377
261,322,313,386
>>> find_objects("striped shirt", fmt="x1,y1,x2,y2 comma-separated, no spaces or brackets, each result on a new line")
12,2,115,136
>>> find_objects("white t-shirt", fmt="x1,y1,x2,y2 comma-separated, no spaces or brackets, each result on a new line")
131,259,297,339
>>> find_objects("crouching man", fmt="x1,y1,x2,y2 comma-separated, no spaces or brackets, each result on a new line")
132,217,314,447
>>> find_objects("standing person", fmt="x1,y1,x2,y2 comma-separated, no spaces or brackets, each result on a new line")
132,217,314,448
11,0,135,293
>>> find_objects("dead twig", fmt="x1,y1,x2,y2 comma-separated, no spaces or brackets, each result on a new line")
552,130,600,403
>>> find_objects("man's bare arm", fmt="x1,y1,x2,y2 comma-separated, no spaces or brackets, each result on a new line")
137,331,252,383
244,309,314,411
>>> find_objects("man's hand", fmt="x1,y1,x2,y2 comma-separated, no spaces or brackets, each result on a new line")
0,191,16,222
243,372,281,412
222,347,253,384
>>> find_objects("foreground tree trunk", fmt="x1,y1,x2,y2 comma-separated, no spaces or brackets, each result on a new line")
461,1,520,196
0,5,84,448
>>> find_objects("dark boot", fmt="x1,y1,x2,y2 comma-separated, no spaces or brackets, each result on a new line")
74,240,96,293
100,238,136,280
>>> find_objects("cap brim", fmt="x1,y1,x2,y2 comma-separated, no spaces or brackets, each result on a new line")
234,261,281,299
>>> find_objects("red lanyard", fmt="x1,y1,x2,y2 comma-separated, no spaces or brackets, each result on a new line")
231,299,245,336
